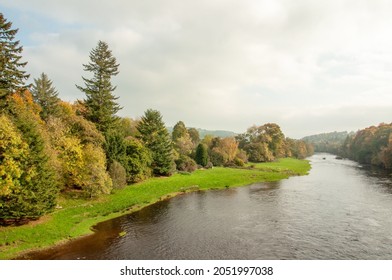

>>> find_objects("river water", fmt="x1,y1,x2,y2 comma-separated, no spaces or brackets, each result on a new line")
23,154,392,259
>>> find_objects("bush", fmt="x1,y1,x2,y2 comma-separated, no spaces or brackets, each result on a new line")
175,155,198,172
80,144,113,197
108,160,127,189
123,137,152,183
210,149,228,166
234,157,245,167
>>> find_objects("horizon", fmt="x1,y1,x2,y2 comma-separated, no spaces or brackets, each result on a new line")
1,1,392,139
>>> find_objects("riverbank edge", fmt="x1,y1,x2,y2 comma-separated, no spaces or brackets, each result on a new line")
0,158,311,259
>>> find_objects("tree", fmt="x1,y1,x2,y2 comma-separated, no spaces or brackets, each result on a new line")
108,160,127,189
0,13,29,106
172,121,187,141
31,73,61,120
188,128,200,146
239,123,285,162
195,143,208,167
79,143,112,197
0,114,28,198
45,101,111,197
137,109,175,176
173,134,193,156
1,92,58,223
76,40,121,133
123,137,152,182
103,130,127,165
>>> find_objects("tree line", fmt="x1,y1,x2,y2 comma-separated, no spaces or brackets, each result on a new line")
340,123,392,169
0,13,312,225
302,131,351,154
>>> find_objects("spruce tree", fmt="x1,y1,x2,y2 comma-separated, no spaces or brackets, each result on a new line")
0,13,29,106
137,109,175,176
76,40,121,133
31,73,61,120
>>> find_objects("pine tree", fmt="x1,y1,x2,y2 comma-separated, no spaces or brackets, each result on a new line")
76,40,121,133
31,73,60,120
137,109,175,176
0,13,29,106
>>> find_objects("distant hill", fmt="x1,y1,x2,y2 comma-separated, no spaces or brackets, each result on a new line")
167,127,237,138
196,128,237,138
302,131,352,154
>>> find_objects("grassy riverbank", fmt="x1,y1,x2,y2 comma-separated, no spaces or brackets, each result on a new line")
0,158,310,259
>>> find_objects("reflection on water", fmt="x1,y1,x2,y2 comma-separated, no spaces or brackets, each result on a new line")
22,154,392,259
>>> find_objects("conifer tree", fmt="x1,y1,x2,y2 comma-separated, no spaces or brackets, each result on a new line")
1,92,58,224
195,143,208,167
31,73,60,120
137,109,175,176
0,13,29,106
76,40,121,133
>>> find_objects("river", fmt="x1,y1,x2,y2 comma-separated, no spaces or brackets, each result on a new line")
22,154,392,259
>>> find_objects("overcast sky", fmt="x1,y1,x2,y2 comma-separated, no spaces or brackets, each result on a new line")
2,0,392,138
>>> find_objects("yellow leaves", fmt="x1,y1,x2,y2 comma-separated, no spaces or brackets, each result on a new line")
46,114,112,196
7,90,43,124
80,144,112,197
0,114,29,196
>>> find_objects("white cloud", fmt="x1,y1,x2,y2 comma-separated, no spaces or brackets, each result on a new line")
2,0,392,137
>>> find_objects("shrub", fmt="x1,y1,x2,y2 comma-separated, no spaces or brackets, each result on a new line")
175,155,198,172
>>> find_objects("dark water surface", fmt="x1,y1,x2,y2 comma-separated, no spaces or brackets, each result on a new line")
23,154,392,259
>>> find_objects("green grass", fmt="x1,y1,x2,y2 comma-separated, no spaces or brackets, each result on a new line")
0,158,310,259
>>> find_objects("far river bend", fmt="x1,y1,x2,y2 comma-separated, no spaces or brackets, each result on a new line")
23,153,392,259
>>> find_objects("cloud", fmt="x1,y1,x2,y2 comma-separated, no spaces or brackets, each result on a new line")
2,0,392,137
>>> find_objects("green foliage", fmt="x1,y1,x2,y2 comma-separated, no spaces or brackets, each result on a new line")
237,123,310,162
137,109,175,176
175,155,198,172
0,114,28,197
172,121,188,141
0,13,29,106
173,134,193,157
46,102,111,197
123,137,152,183
104,130,127,165
195,143,208,167
116,117,139,138
80,144,112,197
31,73,61,120
302,131,350,154
187,128,200,146
286,138,314,159
1,92,58,223
108,160,127,189
76,40,121,133
210,148,227,166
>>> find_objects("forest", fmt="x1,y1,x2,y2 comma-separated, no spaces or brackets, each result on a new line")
0,13,313,225
340,123,392,169
302,131,351,154
304,125,392,169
